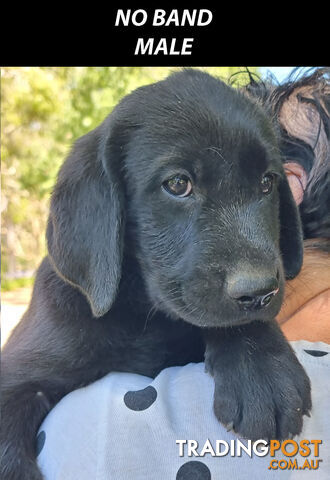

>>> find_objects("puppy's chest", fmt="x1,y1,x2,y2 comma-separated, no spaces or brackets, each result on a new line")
105,314,205,377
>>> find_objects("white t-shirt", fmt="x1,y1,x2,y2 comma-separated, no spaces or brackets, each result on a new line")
37,340,330,480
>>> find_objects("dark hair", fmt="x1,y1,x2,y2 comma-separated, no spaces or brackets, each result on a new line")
241,67,330,243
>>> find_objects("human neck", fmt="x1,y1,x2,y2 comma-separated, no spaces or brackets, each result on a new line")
277,240,330,343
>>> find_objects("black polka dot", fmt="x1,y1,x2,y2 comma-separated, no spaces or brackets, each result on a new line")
124,385,157,411
176,461,211,480
304,349,328,357
36,431,46,456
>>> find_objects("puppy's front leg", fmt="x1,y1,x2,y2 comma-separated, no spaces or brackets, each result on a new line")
204,319,311,441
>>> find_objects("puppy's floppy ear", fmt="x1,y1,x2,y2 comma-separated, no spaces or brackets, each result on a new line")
47,119,125,317
278,175,304,279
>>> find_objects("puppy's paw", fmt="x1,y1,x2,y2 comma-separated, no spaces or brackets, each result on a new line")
211,351,311,441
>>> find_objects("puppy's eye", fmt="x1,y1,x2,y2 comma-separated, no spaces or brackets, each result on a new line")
162,175,192,197
261,173,274,195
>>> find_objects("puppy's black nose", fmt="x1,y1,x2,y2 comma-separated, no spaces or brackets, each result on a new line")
227,275,279,311
235,289,279,310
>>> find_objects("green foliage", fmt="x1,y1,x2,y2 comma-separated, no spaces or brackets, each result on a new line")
1,66,258,287
1,276,35,292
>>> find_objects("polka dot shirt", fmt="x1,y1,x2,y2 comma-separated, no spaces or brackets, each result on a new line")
37,340,330,479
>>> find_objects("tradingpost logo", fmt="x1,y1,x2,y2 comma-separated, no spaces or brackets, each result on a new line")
268,439,322,471
176,439,323,470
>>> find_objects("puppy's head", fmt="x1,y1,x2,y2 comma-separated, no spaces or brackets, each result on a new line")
47,69,303,327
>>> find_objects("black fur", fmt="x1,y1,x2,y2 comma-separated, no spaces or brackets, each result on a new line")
1,69,312,480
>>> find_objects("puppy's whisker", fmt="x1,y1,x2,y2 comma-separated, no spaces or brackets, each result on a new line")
143,305,158,332
205,146,228,164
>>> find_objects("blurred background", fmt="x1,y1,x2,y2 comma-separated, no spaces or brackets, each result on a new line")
0,66,299,344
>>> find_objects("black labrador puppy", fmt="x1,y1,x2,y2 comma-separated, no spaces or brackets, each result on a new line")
1,69,311,480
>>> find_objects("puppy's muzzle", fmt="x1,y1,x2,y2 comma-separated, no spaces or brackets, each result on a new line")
227,270,280,311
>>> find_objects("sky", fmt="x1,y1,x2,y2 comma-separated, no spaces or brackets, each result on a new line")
260,67,313,83
260,67,294,81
